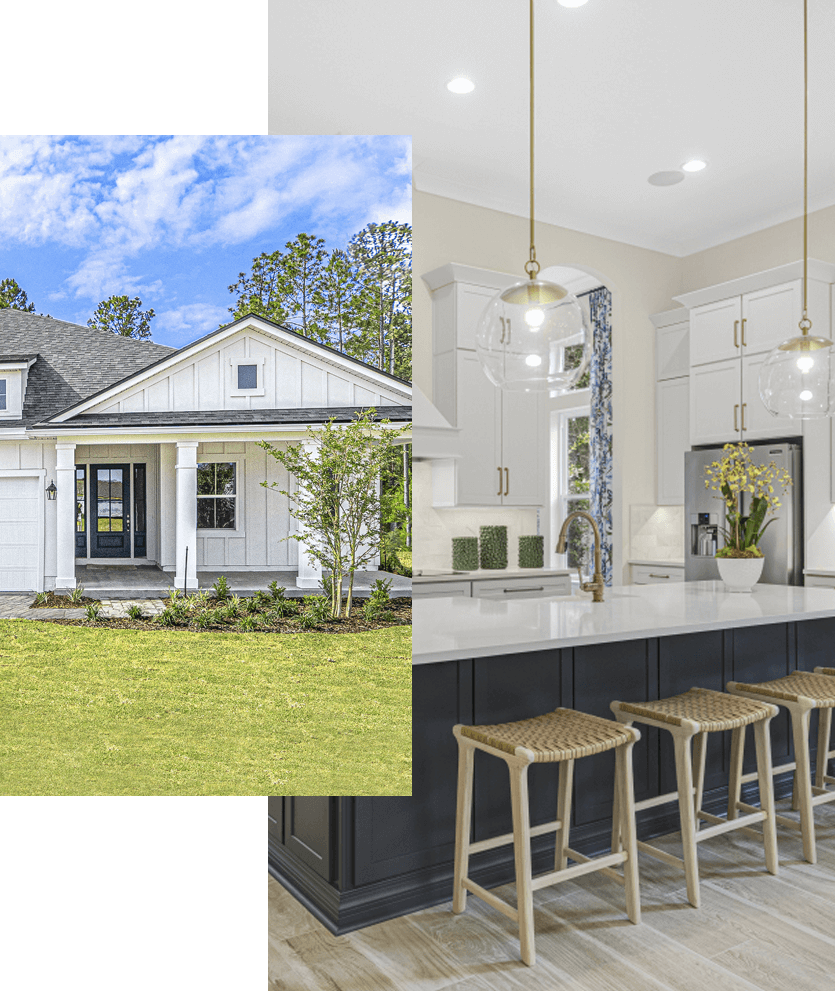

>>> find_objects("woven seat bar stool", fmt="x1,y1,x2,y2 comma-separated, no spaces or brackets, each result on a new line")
611,687,779,909
452,708,641,967
727,670,835,864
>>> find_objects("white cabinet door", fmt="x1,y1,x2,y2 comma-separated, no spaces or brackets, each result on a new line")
740,352,798,440
455,283,497,351
455,352,502,505
501,389,542,506
657,377,689,504
741,281,801,356
690,296,742,366
690,358,742,446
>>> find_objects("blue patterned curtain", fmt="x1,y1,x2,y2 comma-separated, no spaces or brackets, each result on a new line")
588,287,613,584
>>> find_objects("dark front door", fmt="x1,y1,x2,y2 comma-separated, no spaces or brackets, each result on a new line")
91,464,131,558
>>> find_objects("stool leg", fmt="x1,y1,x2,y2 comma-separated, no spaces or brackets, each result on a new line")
509,759,535,967
789,706,815,865
673,732,700,908
815,707,833,790
615,740,641,924
753,718,780,875
692,731,708,821
452,740,475,914
555,758,574,871
728,726,745,821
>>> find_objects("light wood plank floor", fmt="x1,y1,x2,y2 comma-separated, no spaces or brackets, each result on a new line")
268,800,835,990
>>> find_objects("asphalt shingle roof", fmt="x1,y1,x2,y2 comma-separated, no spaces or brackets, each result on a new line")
35,406,412,429
0,310,174,426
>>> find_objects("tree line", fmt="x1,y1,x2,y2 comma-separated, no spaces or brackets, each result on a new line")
0,219,412,382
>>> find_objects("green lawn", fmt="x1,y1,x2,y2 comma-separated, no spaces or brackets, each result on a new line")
0,620,411,796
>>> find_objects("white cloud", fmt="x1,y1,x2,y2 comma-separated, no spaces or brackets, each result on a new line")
154,302,231,346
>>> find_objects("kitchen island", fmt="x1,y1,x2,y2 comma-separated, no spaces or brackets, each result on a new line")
269,581,835,935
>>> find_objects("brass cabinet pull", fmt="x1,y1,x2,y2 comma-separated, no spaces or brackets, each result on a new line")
741,317,747,346
504,467,509,496
649,573,670,579
497,466,502,496
741,402,747,431
503,586,545,593
734,404,740,431
734,319,739,347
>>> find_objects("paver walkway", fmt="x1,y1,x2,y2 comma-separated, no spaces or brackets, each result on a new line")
0,595,168,620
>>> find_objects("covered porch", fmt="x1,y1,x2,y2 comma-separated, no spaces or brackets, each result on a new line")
74,564,412,599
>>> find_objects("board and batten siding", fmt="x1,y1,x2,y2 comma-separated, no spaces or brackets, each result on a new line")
194,441,299,570
88,329,407,414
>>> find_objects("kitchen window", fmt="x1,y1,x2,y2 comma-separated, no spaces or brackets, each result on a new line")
555,406,593,578
197,462,237,529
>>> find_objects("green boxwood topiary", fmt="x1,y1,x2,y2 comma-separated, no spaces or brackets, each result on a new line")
518,535,544,569
452,536,478,571
479,526,508,570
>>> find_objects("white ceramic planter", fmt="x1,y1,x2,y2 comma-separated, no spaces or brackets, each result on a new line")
716,556,765,593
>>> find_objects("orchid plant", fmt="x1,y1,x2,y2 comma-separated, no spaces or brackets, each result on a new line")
703,442,793,559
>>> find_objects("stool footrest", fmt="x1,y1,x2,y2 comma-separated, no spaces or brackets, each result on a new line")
740,760,796,786
530,851,627,892
636,840,685,871
563,846,625,886
468,818,562,856
694,809,766,842
461,878,519,922
633,787,694,813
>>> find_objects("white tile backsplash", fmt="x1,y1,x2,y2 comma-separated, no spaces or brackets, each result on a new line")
629,504,684,562
413,462,540,570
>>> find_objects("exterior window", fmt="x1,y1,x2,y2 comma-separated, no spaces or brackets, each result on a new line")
237,364,257,389
555,407,592,578
0,379,5,410
197,462,236,529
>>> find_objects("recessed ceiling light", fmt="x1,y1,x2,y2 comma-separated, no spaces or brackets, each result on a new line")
648,170,685,186
447,77,475,94
682,159,707,172
558,0,590,6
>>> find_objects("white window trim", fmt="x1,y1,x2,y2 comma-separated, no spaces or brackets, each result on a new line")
196,459,242,533
230,357,266,397
554,404,592,579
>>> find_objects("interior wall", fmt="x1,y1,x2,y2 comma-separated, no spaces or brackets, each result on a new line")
413,189,683,581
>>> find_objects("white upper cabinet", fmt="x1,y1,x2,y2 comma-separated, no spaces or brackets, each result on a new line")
690,358,742,446
654,315,690,380
690,296,742,365
423,263,547,508
742,281,803,355
656,377,689,504
740,352,797,440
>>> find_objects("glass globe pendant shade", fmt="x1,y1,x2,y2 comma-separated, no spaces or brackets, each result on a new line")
758,332,835,418
475,278,591,392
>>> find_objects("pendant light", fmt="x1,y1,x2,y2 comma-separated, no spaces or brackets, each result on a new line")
759,0,834,419
475,0,591,393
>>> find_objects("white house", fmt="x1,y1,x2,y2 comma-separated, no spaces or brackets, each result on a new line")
0,309,411,593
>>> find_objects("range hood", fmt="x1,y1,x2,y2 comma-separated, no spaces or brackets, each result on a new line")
412,383,461,461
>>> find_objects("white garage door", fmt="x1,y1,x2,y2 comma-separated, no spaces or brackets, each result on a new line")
0,476,41,591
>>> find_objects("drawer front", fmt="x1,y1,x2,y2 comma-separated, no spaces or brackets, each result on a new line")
473,576,572,599
412,581,471,598
631,565,684,585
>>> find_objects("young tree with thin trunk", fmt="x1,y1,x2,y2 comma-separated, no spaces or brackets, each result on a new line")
314,249,358,352
227,249,289,324
0,278,35,312
88,295,155,339
260,409,410,618
281,233,329,342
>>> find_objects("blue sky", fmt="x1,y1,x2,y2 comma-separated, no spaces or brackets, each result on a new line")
0,135,411,348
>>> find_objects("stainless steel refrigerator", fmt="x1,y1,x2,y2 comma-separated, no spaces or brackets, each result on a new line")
684,442,803,585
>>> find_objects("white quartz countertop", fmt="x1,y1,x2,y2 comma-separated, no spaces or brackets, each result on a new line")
412,568,571,584
412,581,835,665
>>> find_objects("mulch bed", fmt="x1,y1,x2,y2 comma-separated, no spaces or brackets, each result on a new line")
26,597,412,635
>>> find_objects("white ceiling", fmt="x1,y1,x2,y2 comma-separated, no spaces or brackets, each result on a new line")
269,0,835,257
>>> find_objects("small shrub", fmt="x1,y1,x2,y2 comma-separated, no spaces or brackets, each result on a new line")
33,592,48,606
190,590,212,612
68,585,85,605
168,587,182,603
236,614,257,632
303,595,330,625
157,607,177,627
169,601,190,621
243,596,261,615
221,596,241,621
273,598,298,618
212,575,230,601
368,578,393,608
296,610,319,631
194,610,219,630
85,603,101,622
253,589,272,609
127,604,144,620
268,580,286,602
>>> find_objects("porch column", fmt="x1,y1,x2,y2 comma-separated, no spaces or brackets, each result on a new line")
174,441,199,591
295,439,324,589
55,442,77,589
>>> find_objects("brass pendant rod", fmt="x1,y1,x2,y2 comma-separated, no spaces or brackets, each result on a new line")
528,0,536,278
801,0,810,334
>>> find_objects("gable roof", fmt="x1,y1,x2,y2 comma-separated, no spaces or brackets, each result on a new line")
49,311,411,422
0,310,174,426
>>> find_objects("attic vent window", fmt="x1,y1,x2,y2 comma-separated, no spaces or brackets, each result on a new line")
0,380,5,411
237,364,258,390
